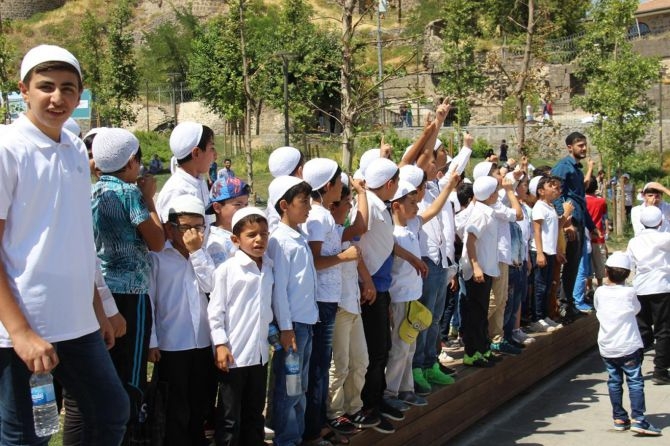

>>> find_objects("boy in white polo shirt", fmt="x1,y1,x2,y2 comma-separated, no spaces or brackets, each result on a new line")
209,206,274,445
266,146,305,233
148,195,216,446
0,45,128,445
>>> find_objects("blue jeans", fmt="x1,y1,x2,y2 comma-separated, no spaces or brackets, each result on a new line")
440,272,462,342
531,251,556,321
413,259,448,369
304,302,337,440
0,331,129,446
272,322,312,446
603,349,646,422
504,263,527,340
573,238,593,309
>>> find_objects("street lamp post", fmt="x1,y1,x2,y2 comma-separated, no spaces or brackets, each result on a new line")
661,66,667,165
377,1,386,125
276,52,296,146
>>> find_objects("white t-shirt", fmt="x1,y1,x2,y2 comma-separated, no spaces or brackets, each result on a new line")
594,285,643,358
631,202,670,236
491,199,517,265
156,168,213,226
0,115,98,346
460,201,499,280
339,236,361,315
357,191,394,276
305,204,342,303
390,217,423,303
627,228,670,296
206,225,237,268
530,200,559,255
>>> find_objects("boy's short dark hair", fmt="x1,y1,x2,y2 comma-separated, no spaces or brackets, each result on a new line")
533,165,553,177
177,125,215,165
605,266,630,284
23,61,83,90
456,182,474,207
310,166,343,199
565,131,586,146
275,181,312,216
232,214,267,236
585,177,598,194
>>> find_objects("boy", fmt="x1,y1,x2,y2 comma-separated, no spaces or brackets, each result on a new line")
148,195,216,446
528,176,572,333
301,159,360,443
266,176,318,446
267,146,305,232
208,206,274,445
205,176,250,266
626,206,670,385
0,45,128,446
594,252,661,436
157,121,217,226
91,128,165,438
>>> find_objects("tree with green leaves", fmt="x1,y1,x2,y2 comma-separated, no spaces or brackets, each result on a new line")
0,13,17,124
79,11,105,126
439,0,486,128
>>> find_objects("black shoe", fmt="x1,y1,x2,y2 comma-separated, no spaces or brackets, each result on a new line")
346,409,380,428
380,401,405,421
506,338,526,349
652,373,670,385
372,415,395,434
327,415,357,435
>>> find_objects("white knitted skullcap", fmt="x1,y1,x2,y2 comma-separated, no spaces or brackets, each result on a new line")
269,146,302,177
605,251,631,270
392,180,416,201
170,122,203,160
84,127,104,140
168,195,205,217
365,158,398,189
20,45,81,81
399,165,424,189
269,176,307,208
341,172,349,188
92,128,139,173
640,206,663,228
473,176,499,201
359,148,381,175
231,206,266,231
472,161,494,180
303,158,339,191
529,176,542,197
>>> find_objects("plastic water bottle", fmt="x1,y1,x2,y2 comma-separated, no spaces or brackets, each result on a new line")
30,372,59,437
285,348,302,397
268,323,282,351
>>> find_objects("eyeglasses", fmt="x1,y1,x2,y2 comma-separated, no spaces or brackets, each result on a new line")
169,223,206,233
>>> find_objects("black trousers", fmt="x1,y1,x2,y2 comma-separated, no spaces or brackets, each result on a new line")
462,275,493,357
636,293,670,374
215,364,267,446
361,291,391,412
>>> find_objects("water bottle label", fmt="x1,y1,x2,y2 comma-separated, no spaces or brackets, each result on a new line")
31,385,56,406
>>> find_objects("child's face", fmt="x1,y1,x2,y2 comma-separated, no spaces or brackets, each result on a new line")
195,137,217,174
324,174,343,204
330,193,353,225
540,180,561,201
393,191,419,220
282,192,311,226
215,195,249,230
233,220,269,261
168,214,206,252
19,69,82,141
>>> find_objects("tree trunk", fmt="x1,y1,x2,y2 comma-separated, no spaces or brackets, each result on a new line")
512,0,535,155
239,0,255,204
340,0,356,172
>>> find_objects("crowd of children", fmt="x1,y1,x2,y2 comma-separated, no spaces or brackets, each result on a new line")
1,44,668,446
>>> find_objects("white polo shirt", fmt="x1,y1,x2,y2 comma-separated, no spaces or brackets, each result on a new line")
208,249,274,367
594,285,643,358
631,202,670,236
305,204,342,303
418,182,447,266
491,199,517,265
390,217,423,303
206,225,237,268
530,200,559,255
460,201,499,280
627,228,670,296
149,242,214,351
0,115,98,346
357,190,394,276
156,168,213,226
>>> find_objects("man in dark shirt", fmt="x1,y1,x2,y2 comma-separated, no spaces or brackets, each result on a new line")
551,132,597,323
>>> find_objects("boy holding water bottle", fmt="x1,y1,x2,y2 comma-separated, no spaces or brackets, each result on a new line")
208,207,274,445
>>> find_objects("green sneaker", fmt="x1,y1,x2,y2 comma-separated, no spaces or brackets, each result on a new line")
423,363,455,385
463,352,493,368
412,367,432,395
483,350,503,363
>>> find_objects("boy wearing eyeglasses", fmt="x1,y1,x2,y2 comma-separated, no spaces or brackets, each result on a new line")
91,127,165,439
148,195,217,445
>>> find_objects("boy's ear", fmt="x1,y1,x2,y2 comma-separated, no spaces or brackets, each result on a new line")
230,234,241,247
163,223,174,241
279,198,289,212
212,202,223,214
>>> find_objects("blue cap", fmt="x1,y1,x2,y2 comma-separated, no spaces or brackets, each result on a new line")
206,176,250,214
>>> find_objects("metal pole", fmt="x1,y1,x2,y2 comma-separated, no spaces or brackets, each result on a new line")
377,9,385,125
661,68,665,165
146,81,149,132
283,55,290,146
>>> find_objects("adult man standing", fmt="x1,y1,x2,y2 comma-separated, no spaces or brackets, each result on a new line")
551,132,596,323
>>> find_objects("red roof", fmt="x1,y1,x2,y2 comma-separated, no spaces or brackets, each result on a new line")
637,0,670,15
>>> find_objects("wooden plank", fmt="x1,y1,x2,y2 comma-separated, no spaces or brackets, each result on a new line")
349,315,599,446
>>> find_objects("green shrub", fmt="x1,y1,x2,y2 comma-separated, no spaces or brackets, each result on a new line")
471,136,492,158
134,131,171,163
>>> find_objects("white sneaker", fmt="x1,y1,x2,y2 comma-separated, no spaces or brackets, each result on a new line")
528,320,555,333
543,317,563,330
439,348,455,365
512,328,536,345
264,426,275,440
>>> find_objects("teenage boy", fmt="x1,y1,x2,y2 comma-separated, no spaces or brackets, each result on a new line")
209,207,274,445
157,121,217,227
266,176,318,446
205,176,250,267
631,182,670,236
0,44,128,446
148,195,216,446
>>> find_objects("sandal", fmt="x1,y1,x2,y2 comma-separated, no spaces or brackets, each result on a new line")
324,431,351,445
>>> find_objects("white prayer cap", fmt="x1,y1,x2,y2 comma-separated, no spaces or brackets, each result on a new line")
399,165,424,189
640,206,663,228
269,146,302,177
231,206,266,231
340,172,349,188
92,128,139,173
63,118,80,137
303,158,339,191
359,148,381,174
472,161,494,180
391,180,416,202
473,176,498,201
268,175,307,208
167,195,205,217
84,127,104,140
434,138,443,151
529,176,543,197
605,251,631,270
169,122,203,160
20,45,81,81
365,158,398,189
